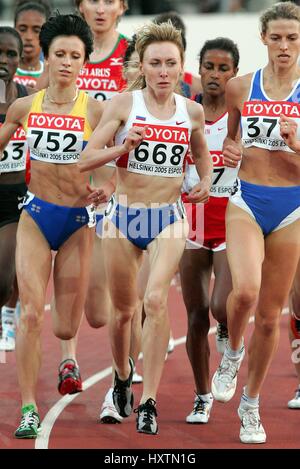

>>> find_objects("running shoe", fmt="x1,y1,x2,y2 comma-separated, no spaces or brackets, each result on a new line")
238,403,266,444
288,388,300,409
58,359,83,395
112,357,134,417
167,336,175,354
211,344,245,402
14,404,41,439
99,387,123,423
132,367,143,384
0,334,15,351
186,394,213,424
0,308,16,351
215,323,229,354
135,398,158,435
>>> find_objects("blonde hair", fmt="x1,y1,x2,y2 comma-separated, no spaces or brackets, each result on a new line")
260,1,300,35
128,21,184,91
75,0,128,8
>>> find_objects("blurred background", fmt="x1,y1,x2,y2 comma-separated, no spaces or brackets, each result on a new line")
1,1,299,78
1,0,299,18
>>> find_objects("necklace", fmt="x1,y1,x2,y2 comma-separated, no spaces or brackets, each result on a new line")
46,87,79,105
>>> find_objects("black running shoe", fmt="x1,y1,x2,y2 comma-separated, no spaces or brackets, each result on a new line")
112,357,134,418
135,398,158,435
215,322,229,354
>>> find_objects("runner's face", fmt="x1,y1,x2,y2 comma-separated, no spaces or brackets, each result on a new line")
79,0,124,34
15,10,45,62
123,50,139,85
47,36,85,86
262,19,300,68
0,33,20,84
141,42,183,94
200,49,237,97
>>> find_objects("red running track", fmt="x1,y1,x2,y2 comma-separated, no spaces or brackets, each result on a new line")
0,284,299,451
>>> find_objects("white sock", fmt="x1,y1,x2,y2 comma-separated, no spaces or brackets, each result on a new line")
225,339,244,360
198,392,213,402
1,306,16,339
240,386,259,407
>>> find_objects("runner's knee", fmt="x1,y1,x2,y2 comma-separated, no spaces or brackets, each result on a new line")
53,324,77,340
233,284,259,311
144,289,168,319
255,311,281,337
113,307,134,327
19,304,43,333
85,304,109,328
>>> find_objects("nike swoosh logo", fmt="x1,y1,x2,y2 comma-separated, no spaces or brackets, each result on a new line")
176,121,186,125
218,127,225,131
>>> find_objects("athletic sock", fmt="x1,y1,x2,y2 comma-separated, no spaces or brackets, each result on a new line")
240,386,259,408
1,306,16,339
198,392,213,402
225,339,244,360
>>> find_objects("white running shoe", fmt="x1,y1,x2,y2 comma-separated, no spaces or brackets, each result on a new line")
211,346,245,402
167,336,175,354
215,323,228,354
186,395,213,424
99,387,123,424
132,368,143,384
0,335,15,351
288,388,300,409
238,404,266,444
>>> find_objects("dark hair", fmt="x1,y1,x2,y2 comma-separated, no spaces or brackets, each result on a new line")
15,0,52,22
124,34,137,65
0,26,23,55
199,37,240,69
154,11,187,51
39,13,93,60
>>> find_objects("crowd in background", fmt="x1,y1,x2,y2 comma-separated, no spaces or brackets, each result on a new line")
0,0,296,18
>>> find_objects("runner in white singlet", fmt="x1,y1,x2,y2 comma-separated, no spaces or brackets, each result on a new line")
179,37,240,425
78,21,212,435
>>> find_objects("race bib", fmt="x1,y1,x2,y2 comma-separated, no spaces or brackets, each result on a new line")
183,150,237,197
77,67,121,101
242,100,300,151
209,151,239,197
127,123,189,178
27,113,84,164
0,124,27,173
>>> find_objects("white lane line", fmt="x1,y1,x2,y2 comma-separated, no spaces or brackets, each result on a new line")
35,307,289,449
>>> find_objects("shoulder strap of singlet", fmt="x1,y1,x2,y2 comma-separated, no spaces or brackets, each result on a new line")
248,69,265,101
